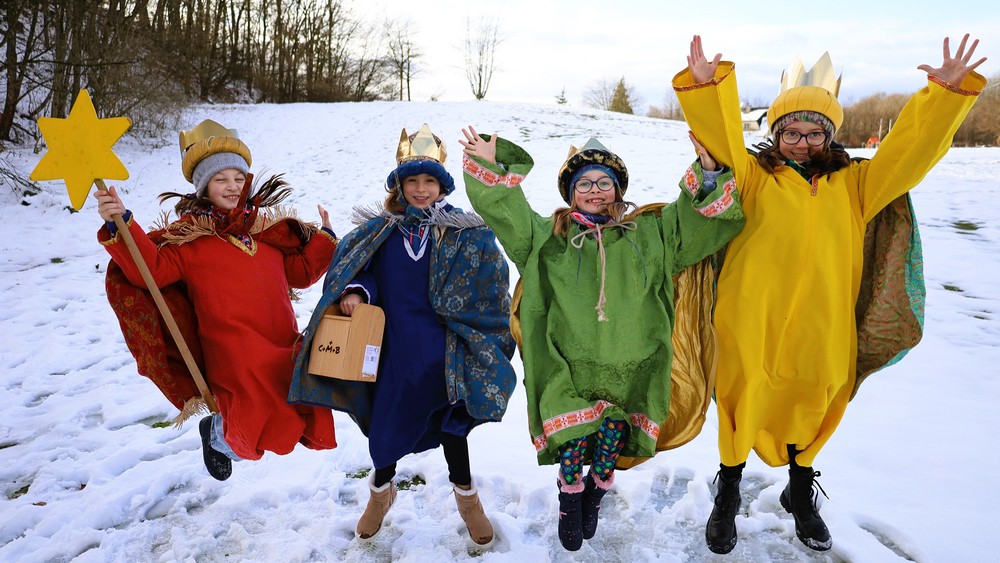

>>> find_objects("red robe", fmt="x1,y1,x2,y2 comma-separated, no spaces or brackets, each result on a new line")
99,212,337,460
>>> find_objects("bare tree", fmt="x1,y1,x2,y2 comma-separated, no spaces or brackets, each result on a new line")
464,17,500,100
838,92,908,148
582,79,614,110
956,74,1000,146
2,0,47,143
385,18,421,101
647,89,683,120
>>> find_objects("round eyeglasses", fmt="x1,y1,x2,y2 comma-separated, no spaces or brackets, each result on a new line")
778,130,829,146
574,177,616,194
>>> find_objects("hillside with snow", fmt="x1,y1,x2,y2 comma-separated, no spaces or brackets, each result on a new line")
1,100,998,562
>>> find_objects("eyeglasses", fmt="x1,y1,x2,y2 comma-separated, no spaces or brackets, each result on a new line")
574,177,616,193
778,130,829,146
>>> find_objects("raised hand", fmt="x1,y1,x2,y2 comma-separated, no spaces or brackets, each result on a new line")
94,184,126,222
459,125,497,164
917,34,987,86
689,131,718,171
317,204,331,230
688,35,722,84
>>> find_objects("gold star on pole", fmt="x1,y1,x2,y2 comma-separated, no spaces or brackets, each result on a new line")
30,89,131,210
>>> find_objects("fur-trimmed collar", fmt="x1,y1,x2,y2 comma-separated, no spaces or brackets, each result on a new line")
349,202,488,230
153,205,313,247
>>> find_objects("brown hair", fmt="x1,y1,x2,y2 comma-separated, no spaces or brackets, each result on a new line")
158,173,292,215
752,139,851,176
383,188,406,214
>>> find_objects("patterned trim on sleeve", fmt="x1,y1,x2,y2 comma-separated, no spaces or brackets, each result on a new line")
928,75,982,96
695,176,737,218
673,64,735,92
532,399,660,452
463,153,527,188
682,165,701,196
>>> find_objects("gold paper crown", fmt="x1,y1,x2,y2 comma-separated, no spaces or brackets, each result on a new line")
179,119,239,154
396,123,447,165
178,119,251,182
779,52,841,97
769,53,845,133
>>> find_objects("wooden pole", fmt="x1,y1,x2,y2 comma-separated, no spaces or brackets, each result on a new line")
99,179,219,414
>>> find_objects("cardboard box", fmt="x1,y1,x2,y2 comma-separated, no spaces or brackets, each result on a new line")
307,303,385,381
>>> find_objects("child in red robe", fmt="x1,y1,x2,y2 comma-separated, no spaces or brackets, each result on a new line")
95,119,338,480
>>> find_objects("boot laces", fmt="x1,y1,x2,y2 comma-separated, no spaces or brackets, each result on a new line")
810,471,829,503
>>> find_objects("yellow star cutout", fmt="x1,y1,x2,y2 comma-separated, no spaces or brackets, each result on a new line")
30,89,131,210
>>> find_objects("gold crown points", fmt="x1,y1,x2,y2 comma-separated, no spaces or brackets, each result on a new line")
779,52,842,97
179,119,240,155
396,123,447,165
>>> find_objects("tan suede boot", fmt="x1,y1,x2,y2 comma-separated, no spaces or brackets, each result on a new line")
356,474,396,540
453,480,494,546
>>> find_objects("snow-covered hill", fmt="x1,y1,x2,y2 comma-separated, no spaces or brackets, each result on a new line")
1,100,998,562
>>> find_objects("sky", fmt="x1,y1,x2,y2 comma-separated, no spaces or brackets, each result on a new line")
1,97,999,561
360,0,1000,111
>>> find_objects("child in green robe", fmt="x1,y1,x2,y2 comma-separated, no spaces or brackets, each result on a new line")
459,126,744,550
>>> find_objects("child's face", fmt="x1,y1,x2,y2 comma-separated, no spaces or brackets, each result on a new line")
205,168,247,210
777,121,828,164
572,170,617,214
401,173,442,209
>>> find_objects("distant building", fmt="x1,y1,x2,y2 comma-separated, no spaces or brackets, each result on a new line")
741,103,769,136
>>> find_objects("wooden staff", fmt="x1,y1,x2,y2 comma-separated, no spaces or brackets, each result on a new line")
98,178,218,414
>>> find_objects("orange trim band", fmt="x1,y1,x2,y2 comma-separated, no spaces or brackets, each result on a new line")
673,64,735,92
928,75,982,96
462,154,527,188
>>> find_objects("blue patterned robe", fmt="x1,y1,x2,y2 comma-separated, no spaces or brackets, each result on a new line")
289,203,516,465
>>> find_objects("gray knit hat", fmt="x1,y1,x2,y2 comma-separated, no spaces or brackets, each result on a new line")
192,152,250,196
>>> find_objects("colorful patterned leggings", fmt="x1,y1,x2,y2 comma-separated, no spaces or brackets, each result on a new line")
558,418,628,485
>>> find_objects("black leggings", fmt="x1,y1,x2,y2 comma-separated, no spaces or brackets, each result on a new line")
372,433,472,488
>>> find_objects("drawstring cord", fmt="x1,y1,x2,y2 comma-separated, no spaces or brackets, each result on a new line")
569,215,637,321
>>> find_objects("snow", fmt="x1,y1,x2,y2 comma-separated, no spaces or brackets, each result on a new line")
1,100,998,562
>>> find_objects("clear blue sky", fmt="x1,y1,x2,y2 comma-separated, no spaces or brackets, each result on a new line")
364,0,999,110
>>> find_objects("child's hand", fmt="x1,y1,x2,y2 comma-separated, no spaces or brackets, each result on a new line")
339,293,363,316
689,131,718,171
460,126,497,164
317,204,331,230
918,33,986,86
94,185,126,222
687,35,722,84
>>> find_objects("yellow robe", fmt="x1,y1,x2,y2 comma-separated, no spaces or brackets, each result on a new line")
673,62,984,467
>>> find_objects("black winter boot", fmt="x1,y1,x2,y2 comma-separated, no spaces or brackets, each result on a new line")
581,471,613,539
705,465,743,554
557,476,585,551
199,416,232,481
780,465,832,551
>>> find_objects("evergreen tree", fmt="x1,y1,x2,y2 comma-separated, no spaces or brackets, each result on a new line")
609,78,634,114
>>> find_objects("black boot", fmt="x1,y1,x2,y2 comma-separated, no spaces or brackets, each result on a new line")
705,465,743,554
557,476,585,551
780,465,832,551
199,416,232,481
581,471,613,540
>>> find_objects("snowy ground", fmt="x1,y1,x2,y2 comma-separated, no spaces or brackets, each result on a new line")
1,100,998,562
